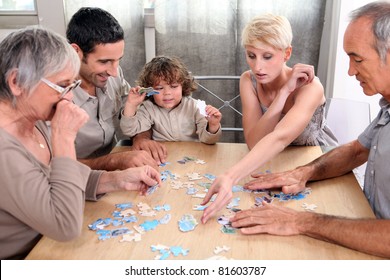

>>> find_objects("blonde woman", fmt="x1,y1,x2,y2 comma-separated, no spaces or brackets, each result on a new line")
201,14,337,223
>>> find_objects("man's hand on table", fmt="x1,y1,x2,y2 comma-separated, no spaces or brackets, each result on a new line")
244,168,309,194
132,131,168,165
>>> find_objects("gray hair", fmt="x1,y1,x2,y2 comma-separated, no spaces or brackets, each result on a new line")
350,1,390,62
0,26,80,104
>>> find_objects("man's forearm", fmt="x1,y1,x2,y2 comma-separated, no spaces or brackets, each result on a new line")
298,212,390,258
302,140,368,182
79,154,116,171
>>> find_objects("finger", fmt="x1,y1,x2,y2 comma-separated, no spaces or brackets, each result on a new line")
244,180,278,190
201,191,231,224
201,188,215,205
281,184,304,194
157,144,168,163
240,225,268,235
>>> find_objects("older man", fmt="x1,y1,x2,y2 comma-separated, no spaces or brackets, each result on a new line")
227,1,390,258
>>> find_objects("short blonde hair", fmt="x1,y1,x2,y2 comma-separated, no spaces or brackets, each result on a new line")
242,13,292,50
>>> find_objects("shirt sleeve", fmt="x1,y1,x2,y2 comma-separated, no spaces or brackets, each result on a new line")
120,102,154,137
358,112,381,149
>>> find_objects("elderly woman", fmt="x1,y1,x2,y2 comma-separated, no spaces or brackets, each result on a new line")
0,27,160,259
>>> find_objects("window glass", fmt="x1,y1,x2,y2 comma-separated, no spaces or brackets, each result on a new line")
0,0,35,11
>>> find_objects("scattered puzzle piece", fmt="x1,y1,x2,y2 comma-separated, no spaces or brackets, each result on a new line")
139,210,157,217
151,244,189,260
182,181,195,188
170,246,189,257
187,172,203,181
302,203,317,211
192,193,206,199
115,202,133,210
214,245,231,254
186,187,198,195
111,228,133,237
204,173,216,181
137,202,151,211
120,233,142,242
227,197,240,209
171,181,184,189
159,214,172,224
153,204,171,211
146,184,158,195
220,224,236,234
178,214,198,232
195,159,206,164
120,208,136,217
140,219,159,231
133,225,145,235
193,204,207,211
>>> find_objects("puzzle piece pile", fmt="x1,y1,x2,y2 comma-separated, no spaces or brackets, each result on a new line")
88,201,172,242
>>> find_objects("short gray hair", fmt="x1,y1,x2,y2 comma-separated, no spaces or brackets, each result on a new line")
350,1,390,62
0,26,80,104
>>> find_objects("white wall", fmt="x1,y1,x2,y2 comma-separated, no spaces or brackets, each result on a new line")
332,0,381,120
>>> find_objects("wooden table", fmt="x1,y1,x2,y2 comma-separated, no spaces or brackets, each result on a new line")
26,142,381,260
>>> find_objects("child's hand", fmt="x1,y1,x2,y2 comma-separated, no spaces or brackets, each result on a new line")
127,86,147,106
123,86,147,117
205,105,222,133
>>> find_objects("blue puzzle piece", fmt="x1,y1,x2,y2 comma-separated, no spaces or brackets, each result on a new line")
204,173,216,181
232,185,244,192
226,197,240,209
159,250,171,260
139,87,160,97
170,246,189,257
178,214,198,232
140,219,159,231
154,204,171,212
88,218,104,230
111,228,132,237
186,187,198,195
112,219,124,227
159,214,172,224
96,229,111,240
122,215,137,223
115,202,133,210
146,184,158,195
112,211,122,218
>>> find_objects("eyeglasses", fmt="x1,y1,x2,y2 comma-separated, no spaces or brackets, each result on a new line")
41,78,81,99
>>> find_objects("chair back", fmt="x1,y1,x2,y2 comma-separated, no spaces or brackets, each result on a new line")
325,98,371,145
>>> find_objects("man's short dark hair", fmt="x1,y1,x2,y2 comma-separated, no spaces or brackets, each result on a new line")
66,7,124,55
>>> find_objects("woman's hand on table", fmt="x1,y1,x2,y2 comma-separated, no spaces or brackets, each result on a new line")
201,174,234,223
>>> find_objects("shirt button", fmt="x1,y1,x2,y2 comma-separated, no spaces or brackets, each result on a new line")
370,170,374,175
373,145,377,150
